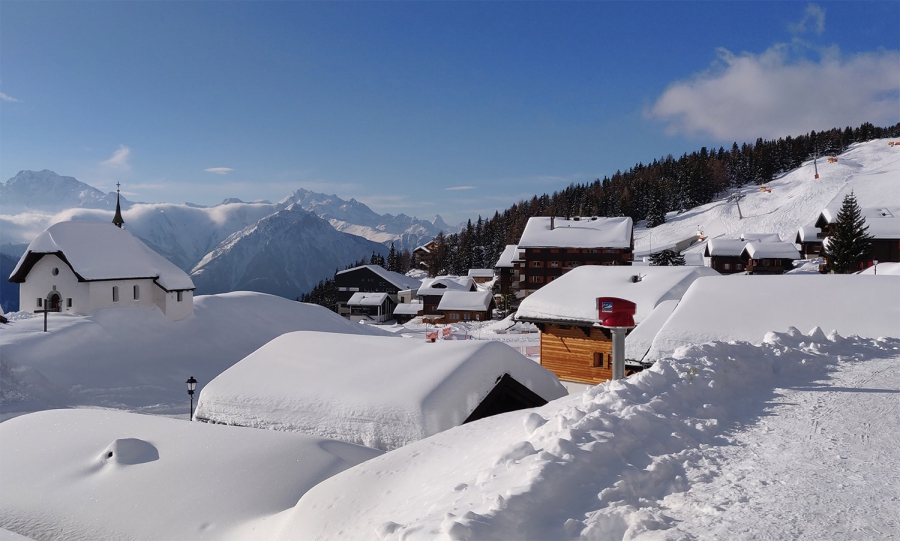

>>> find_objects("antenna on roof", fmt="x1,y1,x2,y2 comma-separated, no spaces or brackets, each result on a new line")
112,182,125,228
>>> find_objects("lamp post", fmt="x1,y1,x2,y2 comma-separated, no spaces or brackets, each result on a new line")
186,376,197,420
874,259,879,275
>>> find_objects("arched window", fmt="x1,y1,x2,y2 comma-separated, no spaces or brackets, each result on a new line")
133,285,140,300
112,286,119,303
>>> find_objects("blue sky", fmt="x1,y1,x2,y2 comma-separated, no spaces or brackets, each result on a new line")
2,1,898,225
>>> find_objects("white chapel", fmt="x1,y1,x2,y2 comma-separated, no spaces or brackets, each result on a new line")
8,191,195,321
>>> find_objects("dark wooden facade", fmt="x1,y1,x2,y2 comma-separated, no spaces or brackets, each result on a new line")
334,266,410,317
707,256,746,274
516,247,632,295
740,256,794,275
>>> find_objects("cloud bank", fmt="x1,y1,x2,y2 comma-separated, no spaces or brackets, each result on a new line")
445,185,475,191
649,45,900,142
204,167,234,175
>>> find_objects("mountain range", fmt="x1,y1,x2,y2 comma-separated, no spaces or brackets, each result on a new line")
0,170,449,310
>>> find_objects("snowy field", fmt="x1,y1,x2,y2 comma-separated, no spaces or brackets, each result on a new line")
2,139,899,540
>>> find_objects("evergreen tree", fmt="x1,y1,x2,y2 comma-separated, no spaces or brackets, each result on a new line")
823,191,873,273
649,249,685,266
387,242,399,273
645,179,666,228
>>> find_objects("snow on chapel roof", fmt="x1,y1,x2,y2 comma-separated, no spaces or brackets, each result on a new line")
194,331,566,451
9,221,194,291
518,216,633,249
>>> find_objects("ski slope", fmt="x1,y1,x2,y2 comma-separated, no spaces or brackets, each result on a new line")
634,139,900,255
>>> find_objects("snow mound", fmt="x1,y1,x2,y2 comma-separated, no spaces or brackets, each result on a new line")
0,409,381,541
195,331,567,451
274,329,900,540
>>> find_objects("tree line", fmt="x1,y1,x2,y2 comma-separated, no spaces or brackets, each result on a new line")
301,121,899,307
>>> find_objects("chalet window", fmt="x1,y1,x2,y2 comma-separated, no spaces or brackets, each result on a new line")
464,313,471,320
67,298,72,308
549,261,560,268
763,259,771,266
450,314,459,320
583,249,598,253
531,261,543,268
550,249,560,253
529,275,544,283
736,264,743,270
177,291,183,302
112,286,119,303
532,249,542,253
133,285,140,300
592,352,605,368
723,263,731,270
36,298,42,308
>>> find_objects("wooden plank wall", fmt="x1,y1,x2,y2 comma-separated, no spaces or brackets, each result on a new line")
540,324,614,384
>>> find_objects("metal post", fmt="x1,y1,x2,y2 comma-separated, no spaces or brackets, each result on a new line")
190,395,194,420
43,310,48,332
611,327,626,380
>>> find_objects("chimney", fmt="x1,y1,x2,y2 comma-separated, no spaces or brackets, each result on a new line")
550,216,555,230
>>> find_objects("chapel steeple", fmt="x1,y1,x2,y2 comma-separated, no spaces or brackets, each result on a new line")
112,182,125,228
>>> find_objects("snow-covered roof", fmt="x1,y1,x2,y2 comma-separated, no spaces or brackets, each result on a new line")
796,225,822,243
194,331,567,451
437,290,494,312
417,275,476,296
347,292,389,306
0,409,380,541
335,265,422,290
9,221,195,291
622,299,680,362
467,269,495,278
741,241,800,260
494,245,520,268
393,303,423,315
516,265,720,326
817,206,900,239
741,232,782,242
518,216,633,249
704,238,747,257
646,275,900,360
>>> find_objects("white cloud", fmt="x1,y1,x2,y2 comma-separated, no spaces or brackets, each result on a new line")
649,45,900,141
790,4,826,36
100,145,132,171
204,167,234,175
445,185,476,191
0,92,19,102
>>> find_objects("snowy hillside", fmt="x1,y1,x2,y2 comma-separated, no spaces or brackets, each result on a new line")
189,205,389,299
0,292,391,419
0,170,126,213
634,139,900,255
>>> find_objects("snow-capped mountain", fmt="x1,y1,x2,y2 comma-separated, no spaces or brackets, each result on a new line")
279,188,448,250
0,170,128,213
190,205,388,299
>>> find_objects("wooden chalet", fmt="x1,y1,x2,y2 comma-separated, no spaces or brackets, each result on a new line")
514,216,634,298
516,265,719,386
334,265,421,318
816,206,900,268
417,276,477,319
392,302,423,324
703,233,783,274
739,241,800,275
795,225,823,259
493,245,520,295
346,292,395,323
413,240,439,271
467,269,495,284
437,290,495,323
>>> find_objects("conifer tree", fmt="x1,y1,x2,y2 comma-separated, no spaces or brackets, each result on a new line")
387,242,399,273
649,249,685,266
823,191,873,274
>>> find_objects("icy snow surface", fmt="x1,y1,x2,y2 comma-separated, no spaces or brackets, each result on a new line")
271,328,900,540
0,292,391,418
518,216,633,248
194,332,566,451
0,409,380,540
437,290,494,312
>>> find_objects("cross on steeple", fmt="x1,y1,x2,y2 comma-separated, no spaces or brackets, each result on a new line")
112,182,125,228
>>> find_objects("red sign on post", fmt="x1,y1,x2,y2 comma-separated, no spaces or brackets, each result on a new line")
597,297,636,328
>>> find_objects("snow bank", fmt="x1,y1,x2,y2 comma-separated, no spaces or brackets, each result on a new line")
0,292,392,417
859,262,900,275
194,331,567,451
647,275,900,360
273,329,900,540
0,409,380,540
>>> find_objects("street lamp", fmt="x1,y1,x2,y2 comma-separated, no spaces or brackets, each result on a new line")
874,259,879,275
186,376,197,420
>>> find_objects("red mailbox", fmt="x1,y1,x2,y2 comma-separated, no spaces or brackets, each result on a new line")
597,297,636,328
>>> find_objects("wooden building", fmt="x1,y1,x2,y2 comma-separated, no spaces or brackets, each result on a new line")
334,265,421,318
413,240,439,272
467,269,495,284
437,290,495,323
515,265,719,386
392,302,423,324
346,292,395,323
795,225,823,259
815,206,900,268
493,245,520,295
417,276,477,319
703,234,783,274
740,241,800,275
514,216,634,298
